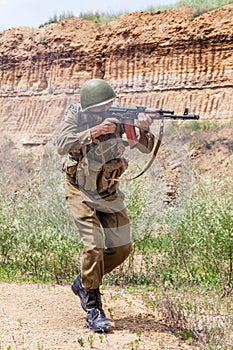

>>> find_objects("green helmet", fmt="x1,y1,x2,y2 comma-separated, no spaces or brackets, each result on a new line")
80,79,116,111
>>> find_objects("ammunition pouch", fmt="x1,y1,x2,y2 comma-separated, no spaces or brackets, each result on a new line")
96,158,128,194
63,154,128,195
62,154,79,178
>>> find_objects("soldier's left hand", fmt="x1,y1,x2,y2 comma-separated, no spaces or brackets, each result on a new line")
137,113,153,129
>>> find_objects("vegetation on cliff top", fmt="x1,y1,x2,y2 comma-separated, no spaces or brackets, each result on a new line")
39,0,233,27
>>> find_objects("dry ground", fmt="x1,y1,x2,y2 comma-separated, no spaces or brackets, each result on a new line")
0,282,199,350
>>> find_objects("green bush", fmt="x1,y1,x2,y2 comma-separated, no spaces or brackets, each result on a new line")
38,0,233,28
167,180,232,287
0,183,81,283
0,141,232,293
39,11,75,28
79,11,123,23
0,142,81,283
146,0,233,16
1,141,232,348
122,178,233,291
179,120,221,131
178,0,233,9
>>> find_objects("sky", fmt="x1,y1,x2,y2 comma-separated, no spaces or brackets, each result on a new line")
0,0,178,31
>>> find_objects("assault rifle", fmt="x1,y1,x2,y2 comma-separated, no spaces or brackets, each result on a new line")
86,106,200,148
101,106,199,121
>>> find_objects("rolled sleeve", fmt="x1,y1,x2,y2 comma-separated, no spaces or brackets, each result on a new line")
56,104,93,155
57,128,92,155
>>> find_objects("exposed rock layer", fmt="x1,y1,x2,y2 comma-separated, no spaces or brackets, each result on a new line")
0,5,232,146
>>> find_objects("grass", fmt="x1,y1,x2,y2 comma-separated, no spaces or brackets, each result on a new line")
1,139,232,290
176,120,221,131
38,11,75,28
0,138,232,348
79,11,123,24
0,141,81,284
38,0,233,27
106,178,233,291
143,0,233,16
147,285,233,349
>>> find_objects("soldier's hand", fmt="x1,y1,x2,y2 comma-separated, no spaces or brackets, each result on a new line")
100,118,120,135
137,113,153,129
90,118,119,138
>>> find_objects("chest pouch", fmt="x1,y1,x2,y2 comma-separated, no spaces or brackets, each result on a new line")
96,158,128,194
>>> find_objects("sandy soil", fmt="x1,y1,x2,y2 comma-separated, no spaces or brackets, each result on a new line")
0,282,199,350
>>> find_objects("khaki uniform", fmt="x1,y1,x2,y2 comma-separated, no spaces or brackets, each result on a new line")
56,104,154,289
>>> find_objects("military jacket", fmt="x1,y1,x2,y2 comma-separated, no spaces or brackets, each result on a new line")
56,103,155,198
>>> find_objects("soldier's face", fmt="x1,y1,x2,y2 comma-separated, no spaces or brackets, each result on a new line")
89,101,113,112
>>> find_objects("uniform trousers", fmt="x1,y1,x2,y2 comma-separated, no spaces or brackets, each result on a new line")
65,179,132,289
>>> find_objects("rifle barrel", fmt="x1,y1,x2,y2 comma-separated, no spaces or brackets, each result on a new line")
161,114,199,120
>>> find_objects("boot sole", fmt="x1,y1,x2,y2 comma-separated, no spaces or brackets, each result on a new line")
85,321,111,332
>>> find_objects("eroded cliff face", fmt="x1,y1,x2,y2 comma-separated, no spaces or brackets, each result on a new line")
0,5,232,146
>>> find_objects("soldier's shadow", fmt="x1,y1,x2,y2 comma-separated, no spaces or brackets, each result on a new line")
108,313,171,334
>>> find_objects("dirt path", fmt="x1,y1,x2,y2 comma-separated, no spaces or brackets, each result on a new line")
0,282,199,350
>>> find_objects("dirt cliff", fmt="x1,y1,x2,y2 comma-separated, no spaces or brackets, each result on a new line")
0,9,232,350
0,5,232,146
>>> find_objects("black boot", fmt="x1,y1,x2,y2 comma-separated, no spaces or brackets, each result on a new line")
85,289,111,332
71,274,87,311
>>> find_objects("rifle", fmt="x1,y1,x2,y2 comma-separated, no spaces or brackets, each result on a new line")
85,106,199,148
101,106,199,121
82,106,200,180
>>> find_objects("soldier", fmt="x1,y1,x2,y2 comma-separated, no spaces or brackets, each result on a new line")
56,79,154,332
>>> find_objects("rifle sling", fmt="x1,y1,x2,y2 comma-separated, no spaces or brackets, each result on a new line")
113,118,164,182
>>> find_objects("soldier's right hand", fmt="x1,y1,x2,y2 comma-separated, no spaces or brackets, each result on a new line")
90,118,119,138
